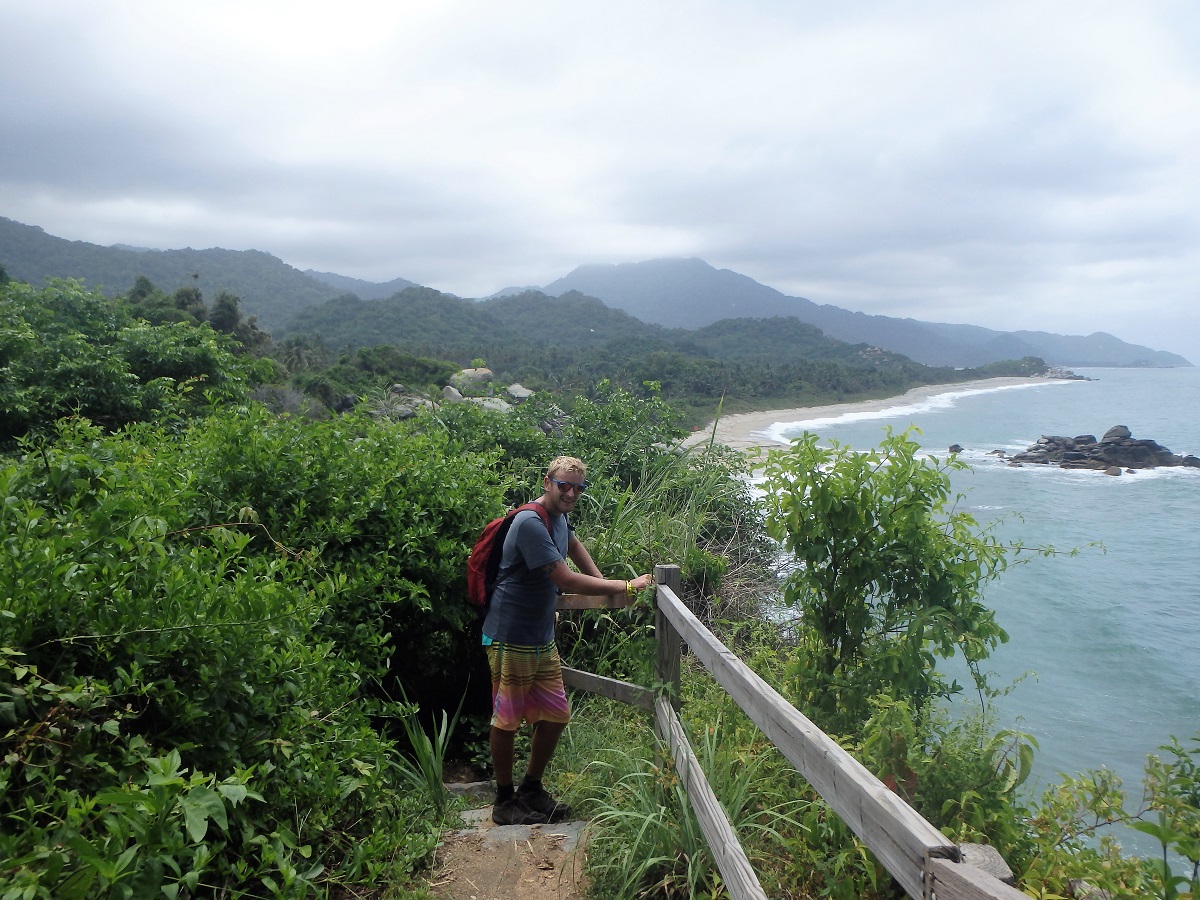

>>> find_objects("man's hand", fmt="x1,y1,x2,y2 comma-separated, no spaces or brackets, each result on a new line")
548,563,656,597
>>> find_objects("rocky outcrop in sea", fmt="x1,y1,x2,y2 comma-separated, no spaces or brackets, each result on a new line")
986,425,1200,475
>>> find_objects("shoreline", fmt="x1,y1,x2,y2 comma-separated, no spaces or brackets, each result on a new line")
683,377,1042,452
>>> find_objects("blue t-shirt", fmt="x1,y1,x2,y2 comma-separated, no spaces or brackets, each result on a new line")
481,507,570,645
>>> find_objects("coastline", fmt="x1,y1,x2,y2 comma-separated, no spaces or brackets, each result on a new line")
683,377,1040,453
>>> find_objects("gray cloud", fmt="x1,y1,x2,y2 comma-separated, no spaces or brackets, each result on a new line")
1,1,1198,360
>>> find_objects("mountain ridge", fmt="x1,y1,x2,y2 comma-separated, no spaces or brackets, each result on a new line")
544,258,1190,368
1,216,1189,368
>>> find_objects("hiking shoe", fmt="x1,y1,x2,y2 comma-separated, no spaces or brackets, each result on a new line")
517,785,572,823
492,794,549,826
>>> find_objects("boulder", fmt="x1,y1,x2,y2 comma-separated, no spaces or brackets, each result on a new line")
470,397,513,414
1006,426,1197,472
443,383,513,413
1101,425,1131,442
367,383,439,420
948,444,964,454
450,368,494,393
372,393,436,420
538,406,568,436
506,383,534,402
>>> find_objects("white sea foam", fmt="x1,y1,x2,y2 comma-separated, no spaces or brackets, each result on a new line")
762,381,1067,444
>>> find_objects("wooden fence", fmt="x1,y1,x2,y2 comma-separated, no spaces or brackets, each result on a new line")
558,564,1029,900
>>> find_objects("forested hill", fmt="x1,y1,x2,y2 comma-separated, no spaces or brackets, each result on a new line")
279,288,683,362
278,287,1013,413
303,269,419,299
545,258,1192,369
0,216,342,332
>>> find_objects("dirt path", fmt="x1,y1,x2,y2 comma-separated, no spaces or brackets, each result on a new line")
427,785,590,900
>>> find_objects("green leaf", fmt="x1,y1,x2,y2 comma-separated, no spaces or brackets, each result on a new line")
179,787,227,842
113,845,139,878
217,782,248,805
54,867,97,900
95,789,146,808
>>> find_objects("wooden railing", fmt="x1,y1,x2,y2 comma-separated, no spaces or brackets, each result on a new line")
558,564,1028,900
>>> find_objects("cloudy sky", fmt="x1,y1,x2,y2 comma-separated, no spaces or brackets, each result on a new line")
3,1,1199,361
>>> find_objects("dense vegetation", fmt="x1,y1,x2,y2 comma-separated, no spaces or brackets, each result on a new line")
3,274,1195,898
5,272,1020,435
274,286,1051,424
2,216,1055,423
0,278,280,447
0,280,721,893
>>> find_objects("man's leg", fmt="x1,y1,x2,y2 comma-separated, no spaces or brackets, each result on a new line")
487,642,548,825
490,725,516,788
526,720,566,780
517,720,571,822
515,645,573,822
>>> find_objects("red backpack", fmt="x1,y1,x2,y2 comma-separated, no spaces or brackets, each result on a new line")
466,503,553,610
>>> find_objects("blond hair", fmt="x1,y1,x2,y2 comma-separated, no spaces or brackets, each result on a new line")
546,456,586,480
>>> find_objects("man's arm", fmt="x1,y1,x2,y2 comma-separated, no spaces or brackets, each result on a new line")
567,534,603,578
544,559,653,596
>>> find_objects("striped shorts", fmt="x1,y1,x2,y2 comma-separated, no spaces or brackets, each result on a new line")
486,641,571,731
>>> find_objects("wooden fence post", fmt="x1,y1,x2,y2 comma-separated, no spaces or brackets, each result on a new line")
654,564,682,709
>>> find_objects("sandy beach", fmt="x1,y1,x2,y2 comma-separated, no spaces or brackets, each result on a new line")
684,377,1040,453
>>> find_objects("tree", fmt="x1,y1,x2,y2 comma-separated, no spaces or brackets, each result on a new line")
173,285,207,322
124,276,200,326
761,428,1010,730
208,290,271,354
275,334,331,375
207,290,241,334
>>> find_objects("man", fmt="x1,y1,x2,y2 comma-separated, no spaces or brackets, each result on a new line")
481,456,654,825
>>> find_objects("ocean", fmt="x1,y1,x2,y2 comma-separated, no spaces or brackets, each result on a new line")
761,367,1200,854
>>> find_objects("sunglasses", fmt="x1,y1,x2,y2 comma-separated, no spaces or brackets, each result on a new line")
549,477,588,494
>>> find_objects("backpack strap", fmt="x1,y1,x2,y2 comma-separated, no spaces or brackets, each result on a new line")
494,502,556,588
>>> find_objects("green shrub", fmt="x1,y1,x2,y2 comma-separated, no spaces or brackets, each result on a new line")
0,414,464,895
155,404,505,712
0,279,254,445
1139,735,1200,898
761,428,1012,732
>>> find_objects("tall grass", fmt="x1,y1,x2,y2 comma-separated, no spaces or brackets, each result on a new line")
393,688,466,816
574,712,806,899
560,441,775,681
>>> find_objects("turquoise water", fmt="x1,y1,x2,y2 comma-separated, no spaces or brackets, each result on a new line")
762,368,1200,851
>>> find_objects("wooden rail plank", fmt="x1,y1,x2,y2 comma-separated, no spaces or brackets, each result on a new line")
561,666,655,712
655,695,769,900
928,858,1030,900
556,593,634,610
654,565,683,709
656,584,956,900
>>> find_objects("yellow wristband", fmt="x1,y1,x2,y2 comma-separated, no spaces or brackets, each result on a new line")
625,580,634,596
